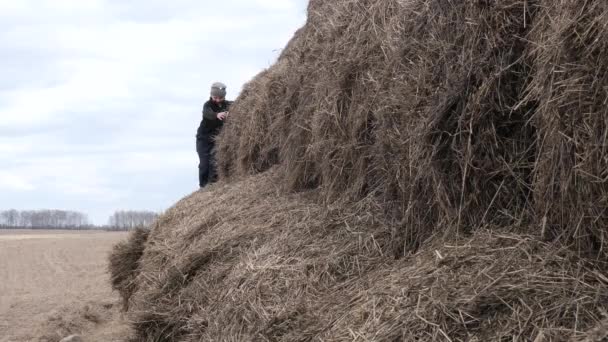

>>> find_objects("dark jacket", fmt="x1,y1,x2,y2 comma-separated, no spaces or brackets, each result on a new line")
196,98,232,139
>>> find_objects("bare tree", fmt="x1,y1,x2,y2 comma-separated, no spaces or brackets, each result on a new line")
6,209,18,227
0,209,90,229
107,210,158,231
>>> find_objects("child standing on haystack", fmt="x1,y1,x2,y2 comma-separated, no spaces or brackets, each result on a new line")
196,82,232,189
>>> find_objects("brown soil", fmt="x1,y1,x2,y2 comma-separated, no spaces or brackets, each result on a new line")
0,230,131,342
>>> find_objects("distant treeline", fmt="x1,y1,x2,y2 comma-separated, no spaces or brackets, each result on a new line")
0,209,90,229
106,210,159,231
0,209,160,231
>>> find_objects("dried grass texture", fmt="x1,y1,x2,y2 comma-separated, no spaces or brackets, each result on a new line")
525,1,608,253
218,0,608,256
120,172,608,341
110,0,608,340
109,227,150,310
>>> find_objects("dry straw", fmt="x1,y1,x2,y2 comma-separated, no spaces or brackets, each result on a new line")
219,0,608,256
109,227,149,310
112,173,608,341
110,0,608,340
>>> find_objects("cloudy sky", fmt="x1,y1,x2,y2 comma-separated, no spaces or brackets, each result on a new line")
0,0,308,225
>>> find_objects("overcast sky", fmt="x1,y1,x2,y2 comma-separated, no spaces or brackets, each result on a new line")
0,0,308,225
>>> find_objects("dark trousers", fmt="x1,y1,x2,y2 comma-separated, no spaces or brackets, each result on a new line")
196,137,217,188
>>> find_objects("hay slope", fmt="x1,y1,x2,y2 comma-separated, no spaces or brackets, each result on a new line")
218,0,608,255
117,172,608,341
111,0,608,340
109,227,149,310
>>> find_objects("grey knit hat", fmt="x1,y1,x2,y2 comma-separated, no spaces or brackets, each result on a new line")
210,82,227,98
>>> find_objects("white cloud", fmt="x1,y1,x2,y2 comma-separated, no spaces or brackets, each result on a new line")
251,0,299,10
0,171,35,191
0,0,308,224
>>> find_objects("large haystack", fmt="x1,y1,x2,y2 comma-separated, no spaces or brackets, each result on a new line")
219,0,608,256
110,0,608,340
115,172,608,341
